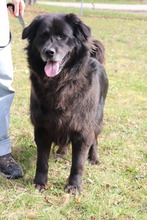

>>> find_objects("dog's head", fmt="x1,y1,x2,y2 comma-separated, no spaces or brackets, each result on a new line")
22,13,91,78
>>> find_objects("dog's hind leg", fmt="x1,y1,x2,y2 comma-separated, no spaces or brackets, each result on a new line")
88,139,99,165
56,144,69,155
34,127,52,191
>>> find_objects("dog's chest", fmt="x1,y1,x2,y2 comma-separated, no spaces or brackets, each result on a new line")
42,78,84,109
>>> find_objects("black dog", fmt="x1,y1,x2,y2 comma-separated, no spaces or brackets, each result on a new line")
22,13,108,194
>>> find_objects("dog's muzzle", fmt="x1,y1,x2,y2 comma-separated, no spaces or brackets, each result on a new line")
44,47,56,59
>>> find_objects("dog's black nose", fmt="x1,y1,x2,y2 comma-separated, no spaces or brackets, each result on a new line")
44,48,55,57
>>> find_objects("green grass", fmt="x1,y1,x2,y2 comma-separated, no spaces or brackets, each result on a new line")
38,0,147,5
0,5,147,220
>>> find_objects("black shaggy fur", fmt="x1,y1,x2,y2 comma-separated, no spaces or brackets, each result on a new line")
22,13,108,194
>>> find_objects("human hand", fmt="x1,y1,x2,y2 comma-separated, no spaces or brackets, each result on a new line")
8,0,25,17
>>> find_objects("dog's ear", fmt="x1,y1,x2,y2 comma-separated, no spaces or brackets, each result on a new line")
65,13,91,41
22,15,45,41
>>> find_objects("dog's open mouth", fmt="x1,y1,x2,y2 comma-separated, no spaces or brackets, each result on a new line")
44,53,70,78
44,61,60,78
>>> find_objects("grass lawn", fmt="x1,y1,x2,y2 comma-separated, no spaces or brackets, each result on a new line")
0,5,146,220
38,0,147,5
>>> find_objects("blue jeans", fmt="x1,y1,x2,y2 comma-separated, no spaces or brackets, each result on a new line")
0,0,14,156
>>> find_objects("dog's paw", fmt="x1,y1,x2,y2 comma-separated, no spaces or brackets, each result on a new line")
64,184,80,195
89,157,100,165
35,184,46,192
88,154,99,165
56,144,69,155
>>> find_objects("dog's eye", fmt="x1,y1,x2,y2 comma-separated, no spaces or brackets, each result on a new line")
56,34,66,40
41,31,50,38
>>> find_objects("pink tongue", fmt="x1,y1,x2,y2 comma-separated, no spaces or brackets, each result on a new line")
44,61,60,77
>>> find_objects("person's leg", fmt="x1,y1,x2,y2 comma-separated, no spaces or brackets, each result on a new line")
0,44,14,157
0,0,23,179
0,44,23,179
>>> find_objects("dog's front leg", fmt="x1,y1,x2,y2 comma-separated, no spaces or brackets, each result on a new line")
34,127,52,191
65,134,90,195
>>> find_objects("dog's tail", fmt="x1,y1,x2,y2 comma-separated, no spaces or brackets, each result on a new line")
90,40,105,64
